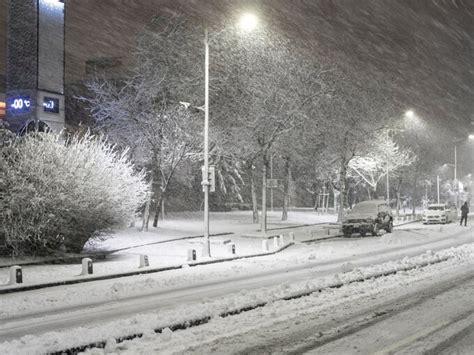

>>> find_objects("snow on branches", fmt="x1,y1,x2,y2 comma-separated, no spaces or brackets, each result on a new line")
349,129,416,193
0,132,148,255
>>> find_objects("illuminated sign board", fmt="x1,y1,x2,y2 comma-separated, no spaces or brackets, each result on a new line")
7,96,32,114
43,97,59,113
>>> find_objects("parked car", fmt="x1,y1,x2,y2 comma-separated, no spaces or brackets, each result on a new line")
342,200,393,237
422,204,457,224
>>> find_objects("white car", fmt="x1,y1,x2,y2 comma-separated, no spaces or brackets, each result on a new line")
422,204,457,224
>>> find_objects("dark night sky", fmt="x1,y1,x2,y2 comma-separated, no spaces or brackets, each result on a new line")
0,0,473,136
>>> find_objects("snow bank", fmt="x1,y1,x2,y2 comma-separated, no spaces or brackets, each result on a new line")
1,243,472,355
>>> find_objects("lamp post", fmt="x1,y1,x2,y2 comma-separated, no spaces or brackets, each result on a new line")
454,144,458,208
450,134,474,209
386,110,415,203
386,129,390,202
202,14,258,258
437,175,440,204
202,28,211,257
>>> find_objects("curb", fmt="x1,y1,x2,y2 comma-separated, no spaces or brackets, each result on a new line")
299,219,423,243
0,232,235,269
0,243,294,295
394,218,422,227
50,254,451,355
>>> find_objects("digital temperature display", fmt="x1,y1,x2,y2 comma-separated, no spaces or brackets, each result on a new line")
7,96,32,114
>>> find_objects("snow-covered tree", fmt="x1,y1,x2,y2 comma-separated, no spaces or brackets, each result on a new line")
84,14,203,228
315,67,398,222
349,130,416,198
208,29,331,231
0,132,148,255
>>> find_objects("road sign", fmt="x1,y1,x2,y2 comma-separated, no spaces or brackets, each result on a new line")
201,165,216,192
267,179,278,188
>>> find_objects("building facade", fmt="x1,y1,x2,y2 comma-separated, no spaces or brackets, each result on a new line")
5,0,65,133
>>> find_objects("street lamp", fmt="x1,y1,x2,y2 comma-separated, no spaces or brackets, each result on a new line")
451,134,474,207
239,13,258,32
386,110,416,203
202,14,258,258
405,110,415,120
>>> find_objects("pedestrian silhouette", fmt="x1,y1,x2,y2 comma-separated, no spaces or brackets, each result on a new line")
460,201,469,226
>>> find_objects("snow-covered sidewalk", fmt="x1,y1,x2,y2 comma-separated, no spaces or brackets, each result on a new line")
0,209,457,290
0,210,337,288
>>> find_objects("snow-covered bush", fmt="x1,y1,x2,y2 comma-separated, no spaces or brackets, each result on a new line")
0,132,149,255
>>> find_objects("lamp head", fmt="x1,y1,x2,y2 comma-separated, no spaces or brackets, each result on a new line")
404,110,415,119
239,13,258,32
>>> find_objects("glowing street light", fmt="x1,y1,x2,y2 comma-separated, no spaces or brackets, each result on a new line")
404,110,415,119
202,14,258,257
239,13,258,32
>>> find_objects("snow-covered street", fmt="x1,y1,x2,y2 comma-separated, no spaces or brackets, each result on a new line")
1,1,473,353
0,211,472,354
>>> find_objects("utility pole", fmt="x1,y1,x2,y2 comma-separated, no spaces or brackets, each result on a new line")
454,145,458,208
437,175,440,204
386,130,390,202
202,28,211,258
270,155,274,212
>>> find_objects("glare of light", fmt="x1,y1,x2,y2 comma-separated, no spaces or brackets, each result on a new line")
468,134,474,140
239,13,258,32
404,110,415,119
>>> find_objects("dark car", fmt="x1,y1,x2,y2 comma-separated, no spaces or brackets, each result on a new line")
342,200,393,237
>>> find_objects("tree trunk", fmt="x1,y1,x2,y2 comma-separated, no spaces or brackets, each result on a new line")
344,183,351,209
161,197,165,220
140,178,153,232
412,174,418,215
395,177,402,217
261,153,268,233
250,165,259,223
282,157,290,221
152,190,164,227
338,160,347,223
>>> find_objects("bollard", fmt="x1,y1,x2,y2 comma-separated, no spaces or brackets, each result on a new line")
227,243,236,255
81,258,93,275
273,236,279,249
139,254,149,268
187,249,197,262
9,265,22,285
327,228,330,235
289,232,295,242
279,234,285,245
262,240,269,252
